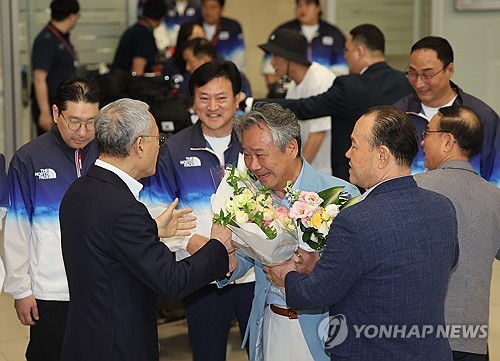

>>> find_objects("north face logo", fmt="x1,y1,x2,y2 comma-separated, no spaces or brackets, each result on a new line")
34,168,57,179
180,157,202,167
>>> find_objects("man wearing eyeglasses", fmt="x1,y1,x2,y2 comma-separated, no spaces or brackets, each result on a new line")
59,98,233,361
3,76,99,361
414,105,500,361
394,36,500,188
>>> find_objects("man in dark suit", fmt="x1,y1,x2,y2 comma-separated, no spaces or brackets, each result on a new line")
59,98,233,361
247,24,412,180
265,106,459,360
245,24,413,182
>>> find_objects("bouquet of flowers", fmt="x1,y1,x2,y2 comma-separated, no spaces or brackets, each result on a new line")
284,182,360,251
212,165,298,265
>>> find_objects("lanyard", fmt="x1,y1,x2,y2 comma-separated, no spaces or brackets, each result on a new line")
75,149,82,178
46,23,78,62
211,22,223,46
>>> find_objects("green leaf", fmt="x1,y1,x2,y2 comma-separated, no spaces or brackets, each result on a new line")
318,186,345,207
340,195,361,210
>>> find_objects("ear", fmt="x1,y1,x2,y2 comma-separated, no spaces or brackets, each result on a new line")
356,43,366,59
133,136,144,158
286,139,299,158
52,104,59,124
446,62,454,78
235,91,244,111
378,145,390,168
442,133,456,152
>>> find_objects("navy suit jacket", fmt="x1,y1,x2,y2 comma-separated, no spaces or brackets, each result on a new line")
60,165,229,361
285,176,459,361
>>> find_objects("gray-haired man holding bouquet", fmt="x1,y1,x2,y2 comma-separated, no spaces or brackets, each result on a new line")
216,102,359,361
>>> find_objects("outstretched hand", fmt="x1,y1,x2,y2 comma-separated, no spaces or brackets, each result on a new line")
155,198,196,238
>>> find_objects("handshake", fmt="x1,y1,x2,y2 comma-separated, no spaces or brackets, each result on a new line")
186,224,237,277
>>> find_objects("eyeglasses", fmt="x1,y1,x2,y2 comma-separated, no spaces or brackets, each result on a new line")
405,66,447,82
421,130,450,140
60,112,95,131
140,133,167,147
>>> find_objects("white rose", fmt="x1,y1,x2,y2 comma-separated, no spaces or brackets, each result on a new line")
325,204,341,218
235,210,249,223
263,208,275,221
234,193,253,209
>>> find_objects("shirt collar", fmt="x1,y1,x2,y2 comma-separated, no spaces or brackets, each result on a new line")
95,159,143,199
276,159,305,207
360,175,406,201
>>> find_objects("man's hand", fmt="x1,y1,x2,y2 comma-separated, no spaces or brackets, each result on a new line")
293,248,320,274
187,234,209,255
211,223,238,277
14,295,39,326
210,223,234,252
263,258,298,288
155,198,196,238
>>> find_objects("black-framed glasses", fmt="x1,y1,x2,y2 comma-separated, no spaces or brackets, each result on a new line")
140,133,167,147
60,112,95,131
421,130,450,140
405,66,447,82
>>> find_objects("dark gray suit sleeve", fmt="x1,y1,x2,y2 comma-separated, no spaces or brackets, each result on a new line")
285,212,362,310
112,200,229,300
254,78,347,121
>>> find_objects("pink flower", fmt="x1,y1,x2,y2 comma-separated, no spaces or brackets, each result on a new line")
298,191,323,206
275,206,290,219
290,200,315,220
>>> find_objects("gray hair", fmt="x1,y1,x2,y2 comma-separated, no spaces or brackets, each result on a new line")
95,98,152,158
234,102,302,154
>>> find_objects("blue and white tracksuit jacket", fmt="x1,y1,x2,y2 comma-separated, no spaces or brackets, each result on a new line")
3,128,98,300
140,120,243,258
205,17,246,71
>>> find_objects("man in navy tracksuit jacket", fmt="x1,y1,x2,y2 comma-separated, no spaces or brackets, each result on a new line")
140,60,254,361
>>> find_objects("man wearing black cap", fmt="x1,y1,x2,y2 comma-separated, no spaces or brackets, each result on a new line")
259,28,335,175
246,24,413,183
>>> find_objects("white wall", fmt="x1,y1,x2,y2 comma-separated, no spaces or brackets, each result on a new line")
432,1,500,113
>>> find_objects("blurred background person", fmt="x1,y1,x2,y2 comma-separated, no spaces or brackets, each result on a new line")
113,0,167,76
163,21,206,94
183,37,252,97
261,0,347,97
200,0,246,71
163,0,202,50
31,0,80,136
259,28,335,175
